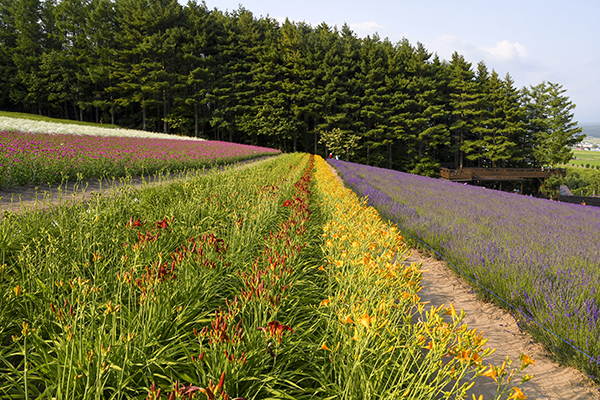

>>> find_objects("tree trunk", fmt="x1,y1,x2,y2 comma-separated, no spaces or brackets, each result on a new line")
293,131,297,152
142,92,146,131
163,90,168,134
194,103,199,138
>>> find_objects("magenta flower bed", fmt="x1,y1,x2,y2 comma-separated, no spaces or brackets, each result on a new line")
329,159,600,378
0,131,279,187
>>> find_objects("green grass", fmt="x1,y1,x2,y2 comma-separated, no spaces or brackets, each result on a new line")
566,149,600,168
0,110,120,129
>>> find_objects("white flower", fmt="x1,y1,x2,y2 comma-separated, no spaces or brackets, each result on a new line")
0,116,205,141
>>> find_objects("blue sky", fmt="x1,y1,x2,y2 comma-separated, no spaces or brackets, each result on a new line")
204,0,599,124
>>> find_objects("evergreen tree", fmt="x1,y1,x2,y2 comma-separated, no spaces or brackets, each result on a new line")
110,0,185,131
404,44,449,176
447,52,482,168
356,34,393,167
183,0,220,138
522,81,584,166
0,1,584,175
0,0,17,109
497,73,527,166
84,0,118,124
10,0,47,113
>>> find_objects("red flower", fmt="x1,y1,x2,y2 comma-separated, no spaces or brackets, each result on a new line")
128,217,145,228
257,321,293,343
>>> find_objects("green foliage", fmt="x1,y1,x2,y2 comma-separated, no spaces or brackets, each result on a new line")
319,128,360,160
0,0,585,177
540,173,565,199
564,166,600,196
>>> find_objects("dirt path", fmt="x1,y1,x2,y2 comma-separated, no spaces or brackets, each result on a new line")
0,155,279,216
408,250,600,400
325,161,600,399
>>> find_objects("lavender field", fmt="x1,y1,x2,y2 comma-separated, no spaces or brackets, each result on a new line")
329,159,600,379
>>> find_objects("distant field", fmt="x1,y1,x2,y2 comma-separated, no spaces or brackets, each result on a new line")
568,149,600,168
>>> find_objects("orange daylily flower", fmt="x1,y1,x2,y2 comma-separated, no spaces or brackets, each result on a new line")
520,353,535,368
320,299,330,307
320,342,331,351
357,312,372,330
507,387,527,400
481,365,498,382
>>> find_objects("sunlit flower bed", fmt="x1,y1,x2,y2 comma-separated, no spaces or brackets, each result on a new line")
329,158,600,380
314,156,532,399
0,130,279,188
0,116,201,140
0,154,532,399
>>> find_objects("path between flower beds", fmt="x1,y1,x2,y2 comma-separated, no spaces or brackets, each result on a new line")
408,250,600,400
0,155,279,216
324,161,600,400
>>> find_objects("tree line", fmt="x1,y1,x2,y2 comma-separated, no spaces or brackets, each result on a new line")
0,0,584,175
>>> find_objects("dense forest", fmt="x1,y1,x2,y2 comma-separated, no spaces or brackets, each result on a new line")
0,0,584,175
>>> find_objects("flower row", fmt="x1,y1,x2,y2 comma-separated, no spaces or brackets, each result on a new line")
0,130,279,187
313,156,533,399
329,158,600,380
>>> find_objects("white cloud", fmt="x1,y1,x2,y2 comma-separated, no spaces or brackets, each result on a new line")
484,40,528,61
349,21,386,37
433,36,529,64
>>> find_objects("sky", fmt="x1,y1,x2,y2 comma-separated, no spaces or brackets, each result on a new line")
203,0,600,124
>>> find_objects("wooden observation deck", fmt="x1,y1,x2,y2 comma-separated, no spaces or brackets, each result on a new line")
440,167,565,182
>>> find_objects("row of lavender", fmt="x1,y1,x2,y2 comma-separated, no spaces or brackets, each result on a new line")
0,131,280,188
329,159,600,380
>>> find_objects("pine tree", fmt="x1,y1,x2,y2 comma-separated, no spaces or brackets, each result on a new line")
111,0,185,131
0,0,17,109
356,34,393,167
84,0,118,124
447,52,483,168
183,0,220,138
522,81,584,166
404,43,450,176
500,73,528,166
10,0,47,113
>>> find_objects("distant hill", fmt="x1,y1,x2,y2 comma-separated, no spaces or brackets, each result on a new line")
581,124,600,138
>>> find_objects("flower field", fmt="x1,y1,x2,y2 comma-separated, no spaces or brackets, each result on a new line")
0,153,532,399
0,116,198,140
0,131,279,188
328,159,600,380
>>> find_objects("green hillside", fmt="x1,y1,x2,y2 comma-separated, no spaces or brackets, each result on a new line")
581,124,600,138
